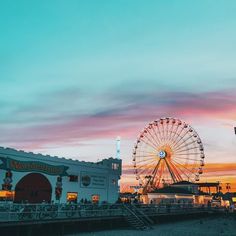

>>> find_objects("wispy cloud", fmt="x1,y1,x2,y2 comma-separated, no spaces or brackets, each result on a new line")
1,88,236,151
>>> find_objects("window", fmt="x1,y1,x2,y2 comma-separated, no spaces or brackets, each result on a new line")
112,179,116,185
92,194,100,203
67,192,78,203
0,190,15,201
68,175,78,182
112,163,119,170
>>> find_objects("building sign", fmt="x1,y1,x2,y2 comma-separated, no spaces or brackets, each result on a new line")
80,172,107,189
0,156,69,176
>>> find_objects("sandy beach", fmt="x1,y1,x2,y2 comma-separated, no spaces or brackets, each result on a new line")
68,216,236,236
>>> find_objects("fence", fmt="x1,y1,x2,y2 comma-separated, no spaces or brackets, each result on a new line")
0,202,222,223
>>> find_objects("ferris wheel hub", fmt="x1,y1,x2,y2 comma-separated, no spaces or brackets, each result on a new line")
158,150,166,159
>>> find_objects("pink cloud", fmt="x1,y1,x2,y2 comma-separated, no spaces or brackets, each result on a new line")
1,89,236,150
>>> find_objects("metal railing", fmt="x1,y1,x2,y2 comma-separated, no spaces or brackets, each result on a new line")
0,203,223,223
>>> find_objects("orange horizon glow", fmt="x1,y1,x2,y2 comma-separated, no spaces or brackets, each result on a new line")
120,162,236,193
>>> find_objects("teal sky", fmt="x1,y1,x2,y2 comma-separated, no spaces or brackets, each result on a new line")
1,0,236,171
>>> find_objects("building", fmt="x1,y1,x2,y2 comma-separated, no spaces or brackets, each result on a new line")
143,181,212,205
146,186,195,205
0,147,121,204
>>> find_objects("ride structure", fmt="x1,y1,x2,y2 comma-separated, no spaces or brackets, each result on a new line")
132,117,205,194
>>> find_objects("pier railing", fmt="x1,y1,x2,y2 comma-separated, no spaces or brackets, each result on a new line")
0,202,223,223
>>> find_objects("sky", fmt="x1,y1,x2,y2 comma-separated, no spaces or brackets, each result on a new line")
1,0,236,191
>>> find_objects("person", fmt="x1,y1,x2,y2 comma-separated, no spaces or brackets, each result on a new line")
229,203,235,213
207,200,211,209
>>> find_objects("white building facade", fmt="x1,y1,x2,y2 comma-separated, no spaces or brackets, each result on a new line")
0,147,121,204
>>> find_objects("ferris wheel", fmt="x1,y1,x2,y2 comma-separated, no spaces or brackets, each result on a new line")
132,117,205,193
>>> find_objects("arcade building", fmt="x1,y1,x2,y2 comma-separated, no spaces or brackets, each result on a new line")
0,147,122,204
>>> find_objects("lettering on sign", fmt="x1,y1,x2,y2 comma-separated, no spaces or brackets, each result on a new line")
0,156,69,176
80,171,107,189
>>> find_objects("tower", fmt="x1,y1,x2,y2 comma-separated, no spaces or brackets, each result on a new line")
116,136,121,159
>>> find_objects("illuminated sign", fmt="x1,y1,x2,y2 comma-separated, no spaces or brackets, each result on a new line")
0,156,69,176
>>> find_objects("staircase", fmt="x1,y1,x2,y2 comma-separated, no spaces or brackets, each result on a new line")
123,204,154,230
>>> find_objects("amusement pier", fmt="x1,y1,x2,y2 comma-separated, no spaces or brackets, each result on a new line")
0,118,235,235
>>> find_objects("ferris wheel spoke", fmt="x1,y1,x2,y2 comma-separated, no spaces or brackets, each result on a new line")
170,128,186,150
167,124,175,143
146,127,162,147
165,158,183,182
141,131,160,150
156,124,165,143
169,121,181,144
136,160,157,175
149,158,163,188
168,159,191,180
136,149,158,155
137,163,158,177
165,120,172,143
134,154,157,159
135,158,157,166
143,158,162,191
153,160,165,188
165,120,174,143
162,122,168,143
173,135,196,152
145,129,161,148
164,121,170,143
134,160,157,168
171,159,196,175
173,156,199,162
163,158,178,183
175,152,202,156
152,124,163,145
172,129,190,150
159,123,167,144
139,138,158,151
174,146,200,155
174,139,198,152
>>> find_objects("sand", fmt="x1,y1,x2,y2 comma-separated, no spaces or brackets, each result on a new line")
67,216,236,236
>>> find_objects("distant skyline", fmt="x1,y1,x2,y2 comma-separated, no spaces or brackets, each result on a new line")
1,1,236,189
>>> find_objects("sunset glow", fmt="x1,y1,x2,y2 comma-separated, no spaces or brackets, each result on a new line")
0,1,236,192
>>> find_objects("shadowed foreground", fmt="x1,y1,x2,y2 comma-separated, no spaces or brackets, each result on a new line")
70,216,236,236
